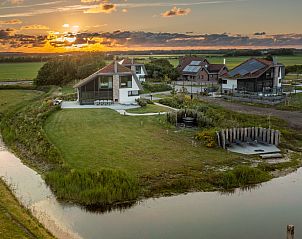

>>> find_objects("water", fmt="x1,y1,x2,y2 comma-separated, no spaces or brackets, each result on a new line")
0,142,302,239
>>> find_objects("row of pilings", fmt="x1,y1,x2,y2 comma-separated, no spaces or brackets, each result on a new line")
216,127,281,149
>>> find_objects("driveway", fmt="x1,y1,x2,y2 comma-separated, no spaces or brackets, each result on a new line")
200,97,302,130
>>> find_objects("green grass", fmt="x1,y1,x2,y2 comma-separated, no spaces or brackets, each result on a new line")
0,179,54,239
276,93,302,111
127,104,169,113
0,62,44,81
44,109,243,195
0,90,41,113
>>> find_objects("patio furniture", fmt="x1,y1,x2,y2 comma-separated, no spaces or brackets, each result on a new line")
247,137,257,146
256,137,269,146
235,139,244,147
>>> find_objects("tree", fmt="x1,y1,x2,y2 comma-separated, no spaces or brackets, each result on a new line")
145,59,179,81
35,54,106,86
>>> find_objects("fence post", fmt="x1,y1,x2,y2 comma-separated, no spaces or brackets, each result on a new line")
287,225,294,239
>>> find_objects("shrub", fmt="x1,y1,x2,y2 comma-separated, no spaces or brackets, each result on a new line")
45,168,140,206
208,166,271,189
195,130,217,148
136,98,147,107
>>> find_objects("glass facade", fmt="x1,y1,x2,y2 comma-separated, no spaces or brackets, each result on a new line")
99,76,113,89
120,75,132,88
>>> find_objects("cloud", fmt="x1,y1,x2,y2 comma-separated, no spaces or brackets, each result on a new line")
20,25,50,30
1,30,302,52
0,19,22,24
161,7,191,17
9,0,24,4
84,3,117,14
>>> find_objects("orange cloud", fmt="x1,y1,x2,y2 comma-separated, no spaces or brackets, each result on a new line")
161,7,191,17
0,19,22,25
9,0,23,4
21,25,50,30
84,3,117,14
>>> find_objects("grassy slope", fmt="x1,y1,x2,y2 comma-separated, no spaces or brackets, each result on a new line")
0,90,54,238
0,90,41,113
44,109,241,188
0,62,44,81
0,180,54,239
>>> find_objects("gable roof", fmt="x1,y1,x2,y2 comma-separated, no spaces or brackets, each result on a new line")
74,61,140,89
223,58,281,80
177,56,208,72
207,64,226,74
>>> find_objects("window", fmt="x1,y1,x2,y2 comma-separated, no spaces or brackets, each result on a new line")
120,75,132,88
99,76,113,89
128,90,139,96
135,66,141,74
222,80,227,84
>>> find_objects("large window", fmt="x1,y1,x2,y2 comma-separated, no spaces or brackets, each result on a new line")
135,66,141,74
99,76,113,89
128,90,139,96
120,75,132,88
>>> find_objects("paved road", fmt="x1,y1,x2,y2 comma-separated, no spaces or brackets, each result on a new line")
200,97,302,130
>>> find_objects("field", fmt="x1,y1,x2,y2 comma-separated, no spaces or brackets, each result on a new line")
0,62,44,81
132,54,302,69
0,180,54,239
0,90,41,113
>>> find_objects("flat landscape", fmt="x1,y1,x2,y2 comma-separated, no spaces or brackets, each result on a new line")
0,62,44,81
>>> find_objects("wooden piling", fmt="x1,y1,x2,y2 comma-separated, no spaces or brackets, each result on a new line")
287,225,294,239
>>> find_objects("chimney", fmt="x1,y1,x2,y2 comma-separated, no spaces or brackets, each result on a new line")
114,61,118,73
131,58,134,64
223,58,226,65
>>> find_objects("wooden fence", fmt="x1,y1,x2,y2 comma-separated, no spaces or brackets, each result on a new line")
216,127,281,149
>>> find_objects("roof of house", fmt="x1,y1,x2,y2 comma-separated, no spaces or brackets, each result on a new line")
207,64,226,74
74,61,143,89
223,58,283,80
177,56,208,72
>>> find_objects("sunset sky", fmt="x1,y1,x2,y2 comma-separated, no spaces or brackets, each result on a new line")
0,0,302,52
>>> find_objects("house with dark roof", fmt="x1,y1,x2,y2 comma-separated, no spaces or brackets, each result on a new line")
177,56,227,83
119,58,148,82
74,61,143,105
221,58,285,94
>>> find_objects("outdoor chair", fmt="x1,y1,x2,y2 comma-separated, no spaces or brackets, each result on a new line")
246,137,257,146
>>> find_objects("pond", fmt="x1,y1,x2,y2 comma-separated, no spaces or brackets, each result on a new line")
0,142,301,239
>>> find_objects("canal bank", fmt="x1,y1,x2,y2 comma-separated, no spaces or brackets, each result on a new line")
1,135,302,239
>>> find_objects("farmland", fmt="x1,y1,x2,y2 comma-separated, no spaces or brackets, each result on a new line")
128,54,302,69
0,62,44,81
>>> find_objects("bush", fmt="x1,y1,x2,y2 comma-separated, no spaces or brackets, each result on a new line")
195,130,217,148
208,166,271,189
136,98,147,107
45,168,140,206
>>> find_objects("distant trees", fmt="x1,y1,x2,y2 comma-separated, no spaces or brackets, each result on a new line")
145,58,179,82
224,49,295,57
35,54,106,86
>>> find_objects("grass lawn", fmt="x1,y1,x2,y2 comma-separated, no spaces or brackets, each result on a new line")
277,93,302,111
44,109,243,192
0,90,41,113
0,62,44,81
0,179,54,239
127,104,170,113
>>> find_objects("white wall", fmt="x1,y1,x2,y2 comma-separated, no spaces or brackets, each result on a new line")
119,76,140,104
222,78,237,91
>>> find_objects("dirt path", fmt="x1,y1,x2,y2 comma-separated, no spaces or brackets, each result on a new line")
200,97,302,130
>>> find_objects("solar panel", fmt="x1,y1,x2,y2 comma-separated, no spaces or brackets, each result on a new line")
183,65,201,73
229,59,266,77
190,61,202,66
